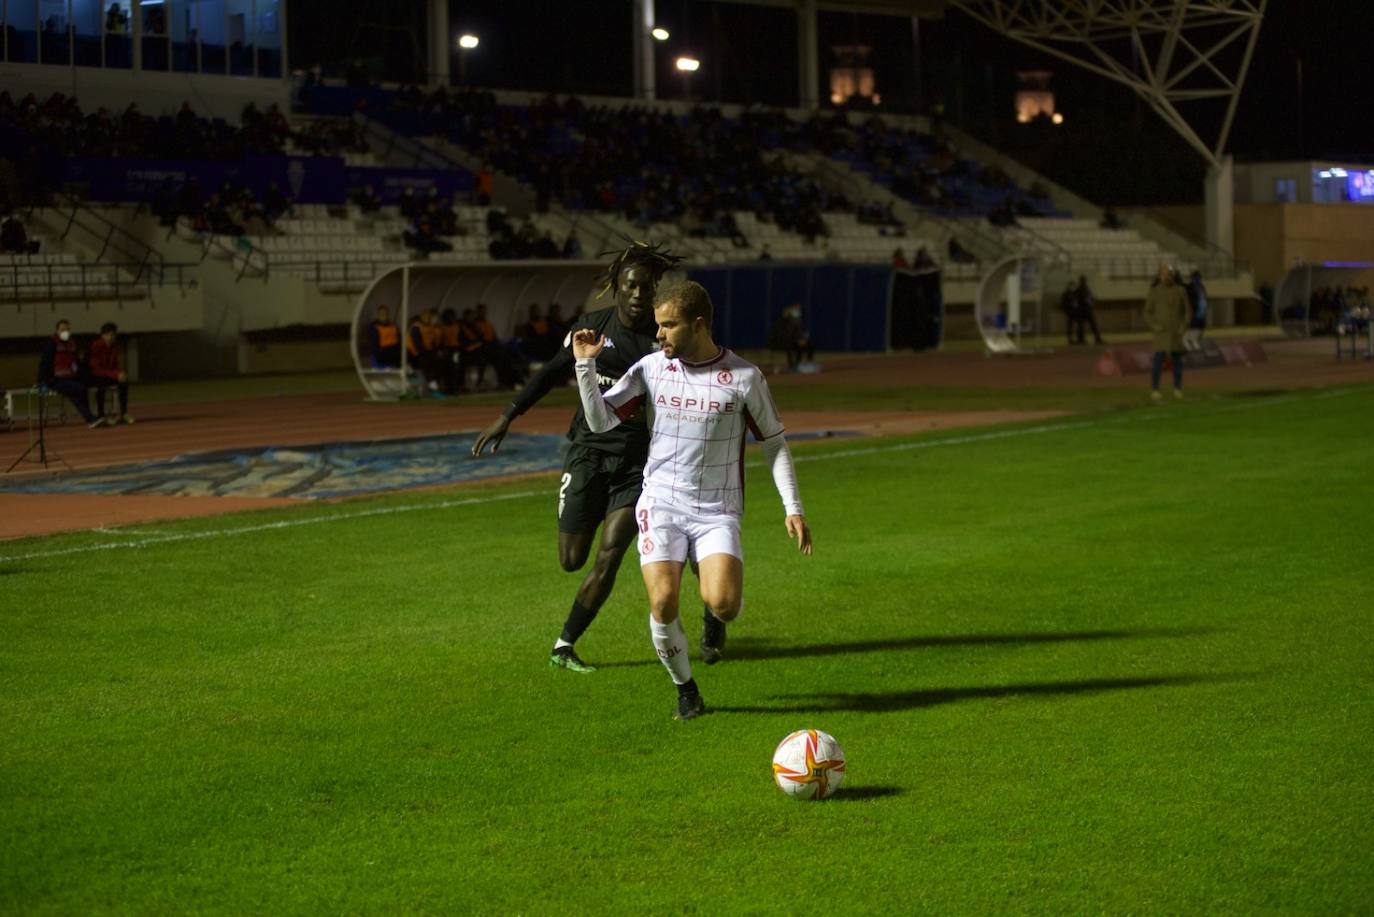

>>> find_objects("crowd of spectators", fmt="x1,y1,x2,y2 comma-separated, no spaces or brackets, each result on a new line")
311,86,1059,247
365,89,863,245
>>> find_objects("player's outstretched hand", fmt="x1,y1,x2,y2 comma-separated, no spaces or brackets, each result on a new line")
572,329,606,360
785,514,813,555
471,415,510,457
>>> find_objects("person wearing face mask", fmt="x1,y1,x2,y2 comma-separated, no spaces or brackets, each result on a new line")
37,319,102,427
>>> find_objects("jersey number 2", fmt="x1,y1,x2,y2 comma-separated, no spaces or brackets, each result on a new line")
558,473,572,518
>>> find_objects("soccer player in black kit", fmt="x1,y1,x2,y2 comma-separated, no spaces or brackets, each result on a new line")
472,242,727,672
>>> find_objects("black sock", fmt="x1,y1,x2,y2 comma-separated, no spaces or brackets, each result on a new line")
703,604,725,640
677,677,699,698
560,600,599,645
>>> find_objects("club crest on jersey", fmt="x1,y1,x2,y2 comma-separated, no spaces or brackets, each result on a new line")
716,369,733,385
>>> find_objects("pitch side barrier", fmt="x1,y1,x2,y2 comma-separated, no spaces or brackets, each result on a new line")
352,261,942,398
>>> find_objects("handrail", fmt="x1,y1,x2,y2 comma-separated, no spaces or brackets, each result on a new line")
354,112,466,172
0,259,199,303
52,196,166,283
1124,206,1249,276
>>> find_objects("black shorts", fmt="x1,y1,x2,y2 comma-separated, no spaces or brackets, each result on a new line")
557,446,645,534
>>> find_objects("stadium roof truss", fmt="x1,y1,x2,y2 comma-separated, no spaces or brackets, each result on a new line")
948,1,1268,166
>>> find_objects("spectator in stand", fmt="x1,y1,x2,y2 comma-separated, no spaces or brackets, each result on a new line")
406,308,445,395
912,246,936,270
988,197,1019,228
350,184,382,214
1100,207,1124,230
758,243,772,261
1184,270,1209,351
892,248,910,269
562,233,583,259
1143,264,1190,401
403,214,452,256
474,165,494,206
535,231,559,259
150,180,177,227
262,181,294,226
368,304,401,368
37,319,102,427
87,322,134,424
947,236,975,264
399,188,421,222
1,211,39,254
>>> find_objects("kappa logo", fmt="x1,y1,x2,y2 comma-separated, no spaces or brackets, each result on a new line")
716,369,733,385
666,363,679,373
563,331,615,348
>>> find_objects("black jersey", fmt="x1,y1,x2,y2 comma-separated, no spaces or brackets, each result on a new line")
504,306,659,456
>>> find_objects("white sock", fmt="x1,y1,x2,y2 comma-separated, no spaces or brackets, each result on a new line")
553,638,573,650
649,615,693,686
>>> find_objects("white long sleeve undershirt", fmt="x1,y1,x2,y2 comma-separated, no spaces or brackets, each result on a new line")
575,356,618,433
761,433,804,517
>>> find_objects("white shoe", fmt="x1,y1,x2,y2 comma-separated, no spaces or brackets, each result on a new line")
1150,390,1163,402
1173,389,1184,400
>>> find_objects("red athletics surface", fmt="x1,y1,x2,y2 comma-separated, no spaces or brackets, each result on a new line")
2,339,1370,541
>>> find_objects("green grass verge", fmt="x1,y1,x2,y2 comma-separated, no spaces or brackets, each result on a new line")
2,386,1372,913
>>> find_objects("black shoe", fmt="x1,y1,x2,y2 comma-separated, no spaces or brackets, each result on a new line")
674,691,706,721
701,610,726,665
548,645,596,673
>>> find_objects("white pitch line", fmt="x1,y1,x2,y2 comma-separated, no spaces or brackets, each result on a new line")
1,385,1364,566
1,490,543,563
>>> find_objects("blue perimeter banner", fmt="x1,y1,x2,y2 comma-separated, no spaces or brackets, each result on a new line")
63,157,473,205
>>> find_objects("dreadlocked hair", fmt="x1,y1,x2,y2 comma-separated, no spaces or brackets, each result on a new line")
596,238,684,299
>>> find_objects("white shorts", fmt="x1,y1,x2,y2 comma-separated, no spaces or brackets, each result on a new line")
634,496,742,566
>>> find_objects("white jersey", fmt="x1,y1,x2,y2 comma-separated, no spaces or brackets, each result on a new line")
577,348,802,518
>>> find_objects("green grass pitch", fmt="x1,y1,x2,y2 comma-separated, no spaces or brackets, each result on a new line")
2,385,1372,913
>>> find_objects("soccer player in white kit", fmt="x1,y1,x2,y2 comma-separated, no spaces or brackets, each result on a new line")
572,280,812,720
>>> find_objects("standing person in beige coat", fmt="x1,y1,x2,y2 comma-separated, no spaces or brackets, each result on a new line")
1143,264,1191,400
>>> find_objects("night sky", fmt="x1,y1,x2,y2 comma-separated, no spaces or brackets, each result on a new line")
289,0,1374,204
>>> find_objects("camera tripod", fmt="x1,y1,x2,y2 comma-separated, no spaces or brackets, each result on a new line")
6,389,73,473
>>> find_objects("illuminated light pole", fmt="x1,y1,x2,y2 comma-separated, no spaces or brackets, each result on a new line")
456,33,479,84
676,56,700,101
